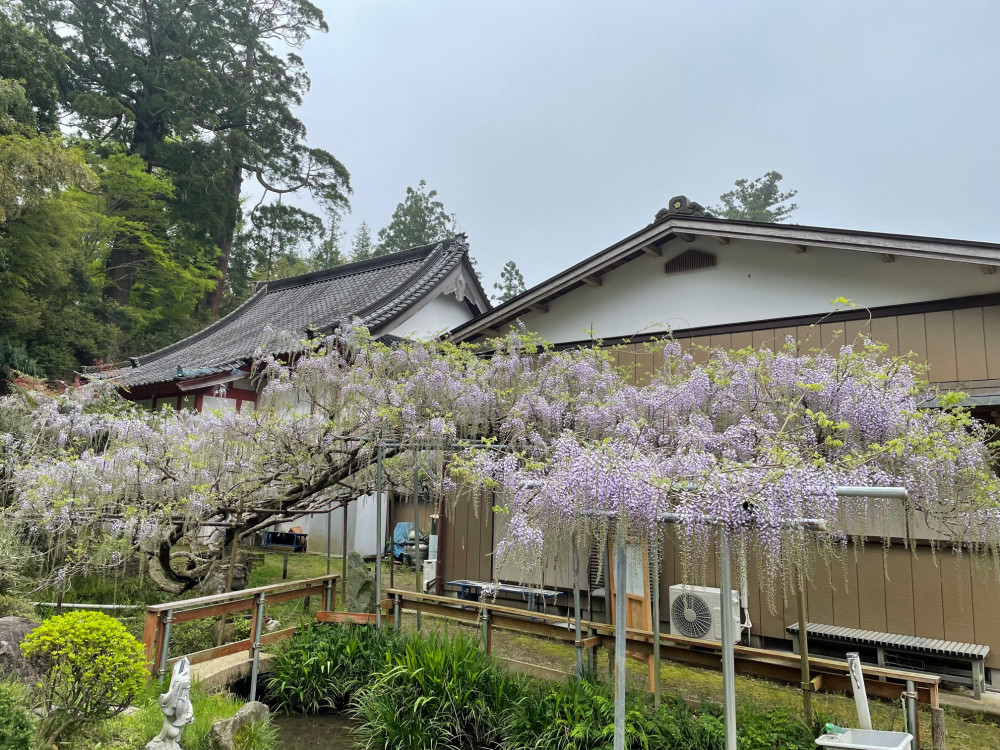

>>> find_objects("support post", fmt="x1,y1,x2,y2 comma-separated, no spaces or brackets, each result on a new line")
393,594,401,629
375,444,384,627
413,458,423,630
905,679,918,750
573,534,584,678
930,706,947,750
282,553,289,580
326,502,332,576
718,529,737,750
795,565,813,726
323,577,333,611
248,593,266,702
651,538,662,708
158,610,174,680
613,530,627,750
342,502,349,606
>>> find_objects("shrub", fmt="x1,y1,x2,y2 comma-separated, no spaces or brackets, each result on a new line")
0,682,32,750
0,594,35,619
268,623,406,713
20,610,148,746
354,632,525,750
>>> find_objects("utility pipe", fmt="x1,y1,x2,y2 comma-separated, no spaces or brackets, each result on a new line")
847,652,873,730
651,537,662,708
572,532,583,678
718,529,738,750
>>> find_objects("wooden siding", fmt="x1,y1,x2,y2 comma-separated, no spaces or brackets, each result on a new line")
443,303,1000,667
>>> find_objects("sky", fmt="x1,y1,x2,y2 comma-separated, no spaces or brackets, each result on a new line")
288,0,1000,291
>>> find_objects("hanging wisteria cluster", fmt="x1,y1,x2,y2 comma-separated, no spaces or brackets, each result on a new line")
4,323,1000,597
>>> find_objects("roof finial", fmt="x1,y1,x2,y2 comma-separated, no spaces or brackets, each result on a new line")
655,195,711,222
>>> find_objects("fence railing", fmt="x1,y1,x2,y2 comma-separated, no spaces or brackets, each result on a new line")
143,573,339,698
382,588,941,709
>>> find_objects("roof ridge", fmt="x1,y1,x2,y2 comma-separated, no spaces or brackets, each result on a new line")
125,286,270,371
260,244,438,293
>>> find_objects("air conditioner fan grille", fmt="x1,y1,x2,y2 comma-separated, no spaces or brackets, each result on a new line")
671,592,712,638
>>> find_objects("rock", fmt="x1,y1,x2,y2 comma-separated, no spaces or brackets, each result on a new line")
0,616,39,679
208,701,269,750
345,551,376,613
200,557,249,595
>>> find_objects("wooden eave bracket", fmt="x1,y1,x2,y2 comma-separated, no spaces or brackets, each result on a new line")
582,275,603,287
981,265,998,275
641,244,662,257
792,244,807,254
879,253,895,263
676,232,696,243
528,303,549,314
713,236,730,245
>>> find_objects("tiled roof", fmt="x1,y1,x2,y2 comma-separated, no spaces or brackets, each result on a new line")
105,237,477,388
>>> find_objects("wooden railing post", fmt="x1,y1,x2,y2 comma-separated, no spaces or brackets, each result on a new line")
142,609,160,673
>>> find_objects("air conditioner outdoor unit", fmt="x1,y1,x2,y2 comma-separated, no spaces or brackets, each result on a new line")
668,584,741,643
422,559,438,593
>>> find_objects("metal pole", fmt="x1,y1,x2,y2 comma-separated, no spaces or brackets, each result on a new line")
573,533,583,678
375,445,384,627
613,529,627,750
413,457,422,630
651,538,662,708
342,502,348,607
249,593,265,702
326,502,332,575
158,610,174,679
905,679,918,750
719,528,737,750
795,564,813,726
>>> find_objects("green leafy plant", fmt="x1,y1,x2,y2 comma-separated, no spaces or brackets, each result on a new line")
353,632,524,750
234,713,280,750
20,610,147,747
0,682,33,750
268,623,406,713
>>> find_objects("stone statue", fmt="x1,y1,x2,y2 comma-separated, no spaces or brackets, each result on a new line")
146,656,194,750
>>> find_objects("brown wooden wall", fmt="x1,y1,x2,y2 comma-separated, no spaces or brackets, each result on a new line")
442,303,1000,667
440,486,494,583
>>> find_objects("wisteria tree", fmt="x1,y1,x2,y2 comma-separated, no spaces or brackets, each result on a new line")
3,325,1000,598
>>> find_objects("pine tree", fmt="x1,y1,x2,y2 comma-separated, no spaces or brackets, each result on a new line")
711,171,798,223
492,260,526,303
350,221,375,262
375,180,456,256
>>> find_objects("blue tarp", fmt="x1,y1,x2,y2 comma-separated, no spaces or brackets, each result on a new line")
393,522,414,559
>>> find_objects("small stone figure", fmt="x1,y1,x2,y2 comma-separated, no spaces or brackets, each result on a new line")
146,656,194,750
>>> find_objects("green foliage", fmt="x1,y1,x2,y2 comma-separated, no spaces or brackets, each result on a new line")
20,611,147,746
350,221,376,262
375,180,457,256
493,260,526,303
234,712,280,750
0,682,32,750
711,171,798,223
353,632,524,750
0,594,35,618
268,623,406,713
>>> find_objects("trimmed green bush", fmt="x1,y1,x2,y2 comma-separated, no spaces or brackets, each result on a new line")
268,623,406,713
20,610,147,746
354,632,525,750
0,682,32,750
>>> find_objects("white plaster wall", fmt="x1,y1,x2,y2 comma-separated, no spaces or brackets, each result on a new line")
385,293,475,339
511,240,1000,344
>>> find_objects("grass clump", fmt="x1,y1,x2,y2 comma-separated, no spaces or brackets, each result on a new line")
267,623,406,713
354,632,523,750
0,682,32,750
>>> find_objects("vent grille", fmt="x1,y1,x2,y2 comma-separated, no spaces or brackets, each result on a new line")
670,591,713,638
664,249,717,274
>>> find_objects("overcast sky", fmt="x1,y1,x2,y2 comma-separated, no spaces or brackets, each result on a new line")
292,0,1000,290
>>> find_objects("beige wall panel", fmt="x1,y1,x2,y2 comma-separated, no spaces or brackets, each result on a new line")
869,317,900,357
983,306,1000,379
690,336,712,363
897,314,928,366
752,329,775,351
618,351,636,385
773,326,798,352
731,330,753,351
831,553,861,629
970,560,1000,666
856,547,888,632
953,307,988,381
844,319,871,347
744,555,763,636
807,560,836,627
710,333,732,350
924,310,958,383
883,548,916,635
940,552,975,644
634,352,655,386
797,325,822,352
651,348,665,372
820,323,845,354
910,551,945,639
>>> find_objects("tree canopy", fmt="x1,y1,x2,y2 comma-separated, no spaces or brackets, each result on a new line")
712,171,798,223
5,327,1000,597
375,180,457,256
493,261,526,302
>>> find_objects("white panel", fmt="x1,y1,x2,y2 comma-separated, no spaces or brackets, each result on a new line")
386,293,475,340
351,492,388,557
511,240,1000,345
201,396,237,411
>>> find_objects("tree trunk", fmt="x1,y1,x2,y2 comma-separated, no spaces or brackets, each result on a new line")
207,162,243,315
